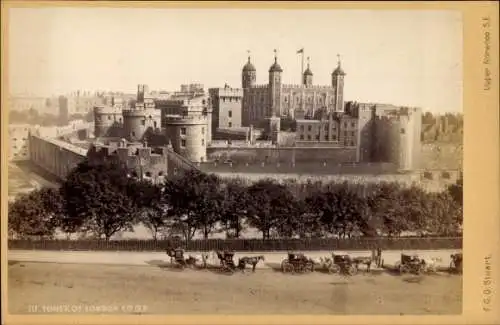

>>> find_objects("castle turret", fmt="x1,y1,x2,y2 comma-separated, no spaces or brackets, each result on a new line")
332,54,346,112
242,52,256,89
303,56,313,87
94,105,123,138
268,49,283,117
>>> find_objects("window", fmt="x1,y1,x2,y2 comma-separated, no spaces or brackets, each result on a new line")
201,127,205,134
333,135,337,140
181,139,186,147
307,135,311,140
351,131,355,136
141,120,146,126
350,141,355,146
180,127,186,135
108,116,111,120
400,128,405,134
145,171,152,177
300,125,304,131
154,121,157,128
228,122,232,128
344,122,347,128
300,135,304,140
442,171,451,179
324,125,328,131
201,139,205,146
315,135,320,140
131,131,136,137
308,125,312,132
351,122,355,128
228,110,232,118
324,135,329,140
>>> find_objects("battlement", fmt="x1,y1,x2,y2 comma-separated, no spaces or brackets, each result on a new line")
251,84,269,89
122,108,161,118
164,114,208,124
94,105,123,115
282,84,333,90
209,88,244,97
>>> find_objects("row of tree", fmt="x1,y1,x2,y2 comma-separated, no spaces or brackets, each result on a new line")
8,160,463,241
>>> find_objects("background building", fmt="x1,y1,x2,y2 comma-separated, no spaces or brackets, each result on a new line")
241,53,345,126
209,84,243,130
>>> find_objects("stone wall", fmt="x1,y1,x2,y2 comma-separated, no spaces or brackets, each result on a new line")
207,146,358,164
29,135,87,180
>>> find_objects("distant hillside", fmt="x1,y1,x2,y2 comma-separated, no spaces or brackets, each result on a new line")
421,112,463,144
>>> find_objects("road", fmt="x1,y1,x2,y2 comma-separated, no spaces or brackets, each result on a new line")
8,249,461,269
8,261,462,314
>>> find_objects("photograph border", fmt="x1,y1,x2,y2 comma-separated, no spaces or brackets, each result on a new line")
1,1,499,324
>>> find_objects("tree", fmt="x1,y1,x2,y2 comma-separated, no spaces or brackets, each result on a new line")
365,182,406,237
306,182,369,238
129,180,168,241
447,176,463,206
422,192,462,235
246,179,297,240
8,188,63,239
60,160,138,241
220,179,250,238
163,170,224,241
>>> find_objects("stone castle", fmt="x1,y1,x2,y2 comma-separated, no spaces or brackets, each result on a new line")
10,51,436,190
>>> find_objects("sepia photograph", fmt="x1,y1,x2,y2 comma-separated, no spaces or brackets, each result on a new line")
1,1,495,322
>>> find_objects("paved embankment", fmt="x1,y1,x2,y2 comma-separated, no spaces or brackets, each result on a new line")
8,249,461,269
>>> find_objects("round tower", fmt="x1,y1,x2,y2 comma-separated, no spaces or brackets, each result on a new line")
268,49,283,117
303,56,313,87
242,53,256,89
164,114,208,163
93,105,123,138
122,102,161,142
332,54,346,113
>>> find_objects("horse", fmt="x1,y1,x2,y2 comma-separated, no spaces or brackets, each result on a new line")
421,257,443,273
187,253,210,268
352,256,374,273
238,255,265,272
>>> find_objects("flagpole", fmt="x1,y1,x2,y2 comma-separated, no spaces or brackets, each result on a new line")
301,52,304,78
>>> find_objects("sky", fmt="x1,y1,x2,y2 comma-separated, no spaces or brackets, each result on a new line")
8,8,463,113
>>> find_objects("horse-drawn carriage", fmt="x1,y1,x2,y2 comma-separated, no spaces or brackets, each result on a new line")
216,250,245,273
396,253,426,275
281,252,315,274
322,254,358,275
166,248,198,269
450,253,462,274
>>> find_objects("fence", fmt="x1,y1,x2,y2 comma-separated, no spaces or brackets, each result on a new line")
8,237,462,252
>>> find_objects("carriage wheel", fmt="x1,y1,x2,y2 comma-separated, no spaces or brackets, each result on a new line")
347,265,358,276
400,264,410,274
282,261,293,273
328,264,341,274
305,262,315,273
